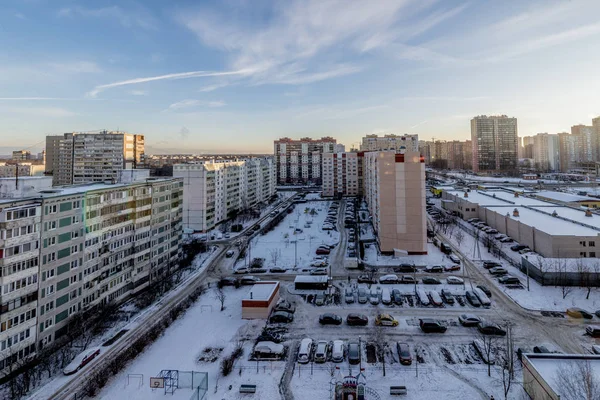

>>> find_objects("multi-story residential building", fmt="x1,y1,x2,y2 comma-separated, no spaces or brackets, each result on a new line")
521,136,535,160
532,133,560,172
12,150,31,161
45,131,145,186
273,137,336,185
471,115,518,173
594,116,600,158
363,151,426,254
558,132,577,172
360,134,418,152
418,140,430,163
571,124,597,163
174,158,276,232
0,177,182,371
0,162,45,178
322,152,363,198
0,200,41,371
422,139,471,170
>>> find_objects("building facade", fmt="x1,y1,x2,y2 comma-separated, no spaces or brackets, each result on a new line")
322,152,363,197
360,134,418,153
174,158,276,232
0,163,46,178
363,151,426,254
471,115,518,173
0,178,183,371
12,151,31,161
533,133,560,172
45,131,145,186
273,137,336,185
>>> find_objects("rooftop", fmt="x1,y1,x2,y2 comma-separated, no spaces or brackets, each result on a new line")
243,282,279,301
534,191,593,203
486,205,600,236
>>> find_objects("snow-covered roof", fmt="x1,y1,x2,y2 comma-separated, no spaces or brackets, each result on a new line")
244,282,279,301
525,354,600,397
486,206,600,236
294,275,328,283
484,190,550,206
534,190,593,203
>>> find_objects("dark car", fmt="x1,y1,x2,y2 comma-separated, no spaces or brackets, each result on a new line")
218,277,238,287
399,276,418,284
346,313,369,326
498,276,521,285
316,247,331,255
348,342,360,365
419,318,447,333
391,289,403,305
441,289,455,304
482,261,502,269
319,313,343,325
394,264,417,273
566,307,594,319
510,244,527,252
465,291,481,307
533,345,551,354
269,266,287,273
357,274,376,284
269,311,294,324
396,342,412,365
424,265,444,273
274,300,296,313
422,277,442,285
476,285,492,298
477,322,507,336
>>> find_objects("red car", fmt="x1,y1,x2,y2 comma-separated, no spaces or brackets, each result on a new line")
444,264,460,272
316,247,330,255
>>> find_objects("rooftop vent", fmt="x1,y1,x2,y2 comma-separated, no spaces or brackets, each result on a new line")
513,208,519,217
585,209,593,217
552,210,558,217
514,192,520,198
463,192,468,198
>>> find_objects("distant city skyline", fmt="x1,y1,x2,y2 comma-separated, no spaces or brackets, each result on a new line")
1,0,600,153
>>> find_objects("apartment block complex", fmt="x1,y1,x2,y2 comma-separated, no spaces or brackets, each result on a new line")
321,152,363,197
0,178,182,371
423,140,472,170
12,151,32,161
273,137,336,185
0,162,45,178
363,151,426,254
174,158,276,232
360,134,418,153
45,131,145,186
532,133,560,172
471,115,518,173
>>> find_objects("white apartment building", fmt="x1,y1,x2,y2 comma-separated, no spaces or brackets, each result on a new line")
0,163,45,178
0,178,183,371
322,152,363,197
45,131,145,186
274,137,336,185
533,133,560,172
363,151,427,254
360,134,419,152
174,158,276,232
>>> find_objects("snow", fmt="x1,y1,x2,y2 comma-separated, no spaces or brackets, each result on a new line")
534,190,593,202
363,242,455,267
245,282,278,300
526,355,600,396
295,275,328,283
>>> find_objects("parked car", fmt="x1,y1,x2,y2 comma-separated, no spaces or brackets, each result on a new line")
482,261,502,269
344,287,355,304
319,313,342,325
424,265,444,273
375,313,399,327
314,340,330,363
269,266,287,273
63,348,101,375
391,289,403,305
533,345,551,354
510,244,528,252
274,299,296,313
419,318,447,333
500,237,514,243
444,264,460,272
566,307,594,319
218,277,238,287
357,274,376,284
458,314,482,327
399,276,418,284
253,342,285,360
225,250,235,258
316,247,331,255
348,342,361,365
379,274,399,284
396,342,412,365
489,267,508,276
446,276,464,285
240,276,260,285
381,288,392,305
448,254,461,264
422,277,441,285
441,289,455,304
357,288,368,304
310,268,328,276
465,291,481,307
234,267,249,274
269,311,294,324
369,289,380,305
476,285,492,298
477,322,507,336
331,340,345,362
346,313,369,326
429,291,443,306
586,326,600,338
314,293,326,306
298,338,313,364
498,275,521,285
394,264,417,273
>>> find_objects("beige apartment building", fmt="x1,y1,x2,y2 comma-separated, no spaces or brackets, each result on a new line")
274,137,336,185
360,134,418,152
363,151,426,254
321,152,363,197
45,131,145,186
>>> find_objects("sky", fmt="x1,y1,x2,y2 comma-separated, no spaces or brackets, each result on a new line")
1,0,600,154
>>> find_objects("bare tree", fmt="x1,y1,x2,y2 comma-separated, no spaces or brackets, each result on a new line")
214,287,226,311
455,230,465,248
553,258,573,299
494,323,516,400
556,360,600,400
269,248,282,267
371,324,387,377
475,333,499,377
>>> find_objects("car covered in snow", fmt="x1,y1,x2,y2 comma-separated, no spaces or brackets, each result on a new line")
344,287,355,304
424,265,443,273
444,264,460,272
379,274,399,284
446,276,464,285
458,314,482,327
448,254,461,264
253,341,285,360
331,340,345,362
63,348,101,375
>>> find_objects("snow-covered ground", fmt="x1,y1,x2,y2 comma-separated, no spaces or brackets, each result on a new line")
234,200,340,271
363,242,455,267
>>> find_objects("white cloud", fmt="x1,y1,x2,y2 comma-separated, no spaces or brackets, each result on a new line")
198,82,230,92
57,5,156,30
166,99,225,111
87,68,255,97
129,90,148,96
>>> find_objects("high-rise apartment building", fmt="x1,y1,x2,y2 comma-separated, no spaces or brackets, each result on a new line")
571,124,597,163
594,116,600,159
322,152,363,198
363,151,426,254
274,137,335,185
471,115,518,173
45,131,145,186
522,136,535,159
533,133,560,172
174,158,276,232
360,134,419,152
558,132,577,172
12,150,31,161
0,177,182,370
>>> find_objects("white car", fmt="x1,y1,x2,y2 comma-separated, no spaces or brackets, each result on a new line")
446,276,464,285
379,274,399,284
331,340,345,362
234,267,249,274
63,348,101,375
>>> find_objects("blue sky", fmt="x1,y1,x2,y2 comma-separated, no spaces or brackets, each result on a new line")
1,0,599,154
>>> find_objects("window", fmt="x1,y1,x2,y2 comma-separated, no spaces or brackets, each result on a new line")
72,215,79,224
590,252,596,258
590,241,596,247
580,241,587,247
72,200,80,209
580,252,587,257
